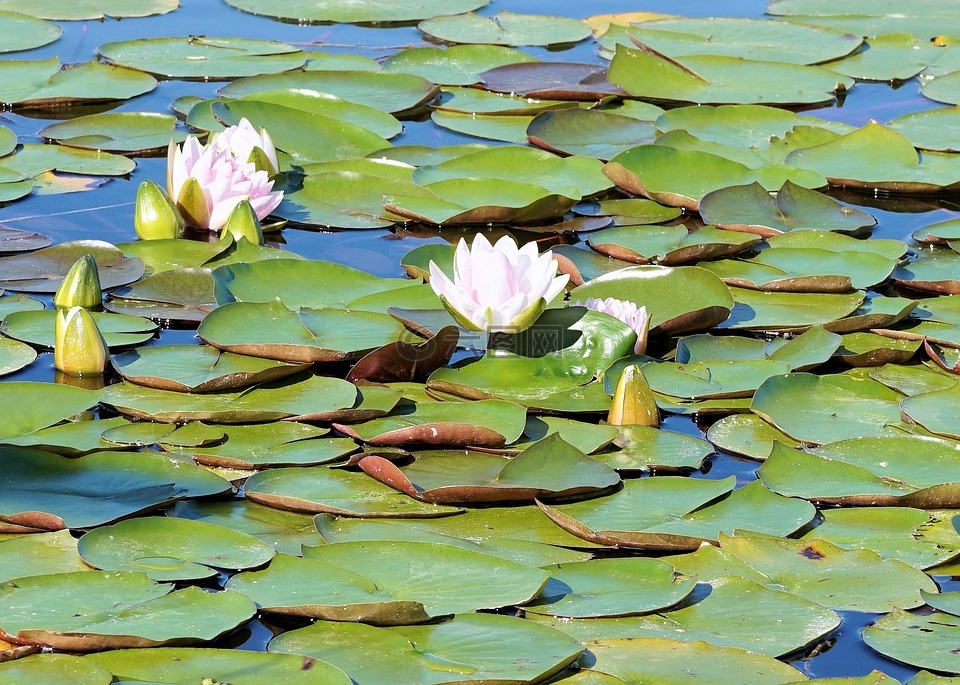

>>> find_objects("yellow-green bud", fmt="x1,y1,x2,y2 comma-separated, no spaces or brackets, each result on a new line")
53,255,101,310
135,179,184,240
221,199,264,245
607,364,659,427
54,306,109,377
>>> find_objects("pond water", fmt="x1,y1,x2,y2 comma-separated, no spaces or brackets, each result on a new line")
1,0,960,682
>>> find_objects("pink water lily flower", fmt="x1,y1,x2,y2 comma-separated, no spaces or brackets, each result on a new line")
167,136,283,232
429,234,569,333
577,296,650,355
211,117,279,176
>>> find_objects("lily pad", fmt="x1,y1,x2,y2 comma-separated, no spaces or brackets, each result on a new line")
268,613,582,684
524,557,695,618
538,477,815,551
243,465,462,518
228,542,548,623
570,265,733,335
0,240,144,293
0,447,231,531
0,0,178,20
0,530,89,582
2,416,133,456
481,62,626,100
77,516,275,581
385,45,534,86
105,268,217,323
699,181,877,237
901,384,960,440
0,58,156,108
888,105,960,153
0,654,112,685
100,373,359,423
429,110,533,144
419,11,592,47
641,360,792,400
587,224,760,266
706,413,802,461
835,332,920,366
595,425,713,472
0,143,134,178
608,44,852,105
233,90,402,139
224,0,487,23
39,112,190,155
0,11,60,53
0,571,255,650
893,251,960,294
0,382,100,442
0,227,51,254
863,609,960,675
1,309,157,349
751,372,906,444
718,288,864,332
98,37,306,80
198,300,407,363
0,336,34,375
357,434,619,503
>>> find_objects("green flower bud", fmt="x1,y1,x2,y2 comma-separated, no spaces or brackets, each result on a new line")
135,179,184,240
221,199,264,246
607,365,659,427
54,306,109,377
53,255,101,310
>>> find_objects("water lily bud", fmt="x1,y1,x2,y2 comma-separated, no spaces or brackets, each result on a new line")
607,364,659,427
53,255,102,310
221,199,264,245
135,179,184,240
54,306,109,377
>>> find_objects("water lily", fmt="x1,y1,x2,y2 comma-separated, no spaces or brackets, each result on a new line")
607,364,659,427
166,135,283,233
577,296,650,355
211,117,279,177
53,255,101,310
220,199,264,245
54,306,109,377
134,179,184,240
428,234,569,333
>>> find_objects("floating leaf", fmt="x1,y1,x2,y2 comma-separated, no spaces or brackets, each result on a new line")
0,240,144,293
901,384,960,440
528,109,657,160
0,58,156,108
0,11,60,53
0,654,112,685
864,609,960,675
40,112,189,155
0,0,178,20
0,382,100,441
587,224,760,265
481,62,626,100
719,288,864,332
385,45,535,86
641,360,792,400
0,337,35,375
224,0,487,23
419,11,592,47
1,310,157,349
0,530,89,582
595,425,713,472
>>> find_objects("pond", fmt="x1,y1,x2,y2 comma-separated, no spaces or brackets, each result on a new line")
0,0,959,683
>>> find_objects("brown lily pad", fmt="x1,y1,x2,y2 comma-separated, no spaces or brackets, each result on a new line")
347,326,459,383
481,62,627,101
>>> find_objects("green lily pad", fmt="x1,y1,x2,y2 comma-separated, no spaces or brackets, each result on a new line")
168,422,357,469
111,344,307,392
269,613,582,684
0,382,100,442
529,574,839,658
641,360,792,400
357,434,619,503
888,106,960,153
595,425,713,472
101,373,358,424
98,37,306,80
0,654,112,685
0,240,143,293
706,413,802,461
552,245,633,286
314,514,590,568
901,384,960,440
608,44,852,105
225,0,486,23
868,362,959,397
680,326,841,372
575,198,682,227
759,436,960,507
823,32,943,81
0,143,134,179
0,571,255,650
894,250,960,294
786,121,960,193
39,112,190,155
538,477,815,551
385,45,534,86
243,465,462,518
751,372,906,444
87,648,349,685
220,70,438,114
369,143,488,167
0,58,156,108
228,542,548,623
0,336,34,375
507,416,618,456
616,17,861,65
923,70,960,106
835,332,921,366
435,86,579,116
527,108,658,160
0,11,60,53
804,507,960,570
430,109,533,144
100,421,224,450
524,557,695,618
570,265,733,334
2,416,132,456
581,637,807,684
213,258,412,309
1,309,157,349
768,229,906,259
699,181,877,237
713,531,936,612
419,11,592,46
604,144,825,211
0,0,177,20
588,224,760,266
864,609,960,674
170,499,325,556
198,300,407,363
77,516,275,581
105,268,217,323
0,446,231,531
913,217,960,245
719,288,864,332
0,530,89,582
229,93,400,142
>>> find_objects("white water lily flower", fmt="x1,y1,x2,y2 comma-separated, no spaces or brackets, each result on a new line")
577,296,650,355
166,136,283,232
428,234,569,333
211,117,279,176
